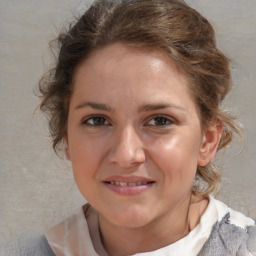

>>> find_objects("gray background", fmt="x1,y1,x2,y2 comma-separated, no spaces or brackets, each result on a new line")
0,0,255,243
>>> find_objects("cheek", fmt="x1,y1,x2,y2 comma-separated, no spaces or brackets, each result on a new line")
70,142,101,202
148,133,200,180
68,136,102,182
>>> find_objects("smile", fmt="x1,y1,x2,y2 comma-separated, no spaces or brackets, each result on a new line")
103,178,155,195
106,181,151,186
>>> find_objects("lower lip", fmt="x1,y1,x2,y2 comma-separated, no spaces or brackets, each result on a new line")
104,182,154,196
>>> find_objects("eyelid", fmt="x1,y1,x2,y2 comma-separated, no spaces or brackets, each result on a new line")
81,114,111,126
144,114,175,127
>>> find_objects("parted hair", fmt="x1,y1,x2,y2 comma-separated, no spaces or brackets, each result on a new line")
39,0,242,196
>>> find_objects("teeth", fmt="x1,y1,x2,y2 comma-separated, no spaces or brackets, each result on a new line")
109,181,150,186
128,182,136,186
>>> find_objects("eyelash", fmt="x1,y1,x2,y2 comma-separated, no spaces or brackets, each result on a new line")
145,115,175,127
82,115,110,126
81,115,174,128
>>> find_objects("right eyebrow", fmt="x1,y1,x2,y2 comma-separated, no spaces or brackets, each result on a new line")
138,103,187,113
74,101,113,112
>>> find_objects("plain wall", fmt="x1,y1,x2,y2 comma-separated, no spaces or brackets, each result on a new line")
0,0,255,243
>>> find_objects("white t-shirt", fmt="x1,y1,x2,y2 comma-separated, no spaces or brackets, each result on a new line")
46,197,255,256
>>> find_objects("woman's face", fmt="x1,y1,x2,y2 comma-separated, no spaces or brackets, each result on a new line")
66,43,215,229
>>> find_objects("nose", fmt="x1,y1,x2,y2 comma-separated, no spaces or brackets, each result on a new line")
108,126,146,168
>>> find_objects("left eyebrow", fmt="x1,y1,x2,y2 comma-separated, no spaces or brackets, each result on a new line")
74,101,113,112
138,103,187,113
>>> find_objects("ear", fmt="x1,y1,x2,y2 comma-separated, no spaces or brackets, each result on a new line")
64,135,71,161
197,122,223,166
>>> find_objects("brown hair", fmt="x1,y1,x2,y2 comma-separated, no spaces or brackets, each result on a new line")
39,0,242,196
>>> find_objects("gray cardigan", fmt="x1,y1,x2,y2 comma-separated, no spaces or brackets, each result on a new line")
1,213,255,256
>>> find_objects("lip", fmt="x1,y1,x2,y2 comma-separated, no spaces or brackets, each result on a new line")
103,175,155,196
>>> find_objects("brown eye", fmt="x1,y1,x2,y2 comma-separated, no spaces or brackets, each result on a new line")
146,115,174,126
83,116,109,126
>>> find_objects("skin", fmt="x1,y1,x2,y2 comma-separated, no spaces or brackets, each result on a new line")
66,43,222,255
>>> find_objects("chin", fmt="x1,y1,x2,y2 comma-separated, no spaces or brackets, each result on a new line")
104,206,154,229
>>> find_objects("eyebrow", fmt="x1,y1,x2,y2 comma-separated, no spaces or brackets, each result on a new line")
74,101,113,111
138,103,187,113
74,101,187,113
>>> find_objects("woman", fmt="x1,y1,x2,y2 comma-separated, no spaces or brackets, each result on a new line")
3,0,256,255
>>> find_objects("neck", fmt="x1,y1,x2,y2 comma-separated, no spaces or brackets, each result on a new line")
98,195,207,256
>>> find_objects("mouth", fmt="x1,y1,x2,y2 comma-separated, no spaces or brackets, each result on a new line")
104,181,155,186
103,177,155,195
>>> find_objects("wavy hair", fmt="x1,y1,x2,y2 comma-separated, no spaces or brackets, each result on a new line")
38,0,243,196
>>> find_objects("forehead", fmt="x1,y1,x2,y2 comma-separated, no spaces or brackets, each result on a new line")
73,42,190,90
69,43,201,121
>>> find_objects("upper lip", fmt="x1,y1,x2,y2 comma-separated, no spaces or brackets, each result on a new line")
103,175,154,183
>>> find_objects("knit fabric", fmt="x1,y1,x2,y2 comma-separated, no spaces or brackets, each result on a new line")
1,198,255,256
0,233,55,256
199,213,256,256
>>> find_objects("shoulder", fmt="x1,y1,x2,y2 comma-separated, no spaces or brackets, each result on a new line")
45,203,103,255
199,198,256,256
0,232,55,256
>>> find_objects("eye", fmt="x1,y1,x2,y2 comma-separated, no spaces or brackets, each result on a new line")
82,115,110,126
145,115,174,127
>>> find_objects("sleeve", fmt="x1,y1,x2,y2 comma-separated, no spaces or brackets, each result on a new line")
247,225,256,255
198,213,256,256
0,232,55,256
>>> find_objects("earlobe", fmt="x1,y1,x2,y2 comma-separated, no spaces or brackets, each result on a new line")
64,136,71,161
198,123,223,166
